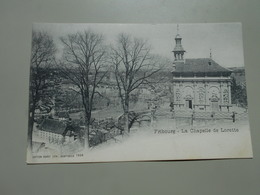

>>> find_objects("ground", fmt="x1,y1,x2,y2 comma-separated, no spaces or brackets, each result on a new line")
29,113,252,163
28,103,251,163
81,119,252,162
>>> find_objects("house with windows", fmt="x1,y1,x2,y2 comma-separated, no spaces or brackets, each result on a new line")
171,30,232,112
36,118,80,145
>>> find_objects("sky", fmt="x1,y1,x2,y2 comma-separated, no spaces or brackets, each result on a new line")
33,23,245,68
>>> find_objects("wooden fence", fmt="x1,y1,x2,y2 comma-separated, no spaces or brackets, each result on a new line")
172,110,248,127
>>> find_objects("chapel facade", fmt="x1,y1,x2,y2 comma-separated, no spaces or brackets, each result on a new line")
171,30,232,112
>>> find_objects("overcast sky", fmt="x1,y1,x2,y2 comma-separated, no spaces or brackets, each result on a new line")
33,23,244,68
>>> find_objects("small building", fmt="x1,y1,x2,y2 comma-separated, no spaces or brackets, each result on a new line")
171,30,232,112
55,111,70,121
36,119,80,145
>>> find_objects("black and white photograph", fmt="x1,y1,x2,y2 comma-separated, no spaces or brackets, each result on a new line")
26,23,253,163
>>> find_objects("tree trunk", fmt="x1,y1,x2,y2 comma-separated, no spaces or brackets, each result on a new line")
84,113,91,148
124,98,130,134
28,112,34,152
85,124,90,148
124,111,130,134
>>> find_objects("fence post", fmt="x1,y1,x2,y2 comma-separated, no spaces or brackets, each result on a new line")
232,111,236,123
211,112,215,124
191,110,195,126
172,110,175,119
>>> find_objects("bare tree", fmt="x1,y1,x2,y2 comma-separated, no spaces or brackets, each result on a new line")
110,33,164,134
28,31,56,151
59,30,108,148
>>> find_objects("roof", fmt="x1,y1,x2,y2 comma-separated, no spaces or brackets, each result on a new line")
39,118,81,136
173,45,185,52
174,58,232,74
39,119,67,135
175,34,182,39
55,111,70,118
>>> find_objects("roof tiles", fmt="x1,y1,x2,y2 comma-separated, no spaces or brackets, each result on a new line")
174,58,231,74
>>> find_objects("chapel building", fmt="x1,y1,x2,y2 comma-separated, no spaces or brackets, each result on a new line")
171,30,232,112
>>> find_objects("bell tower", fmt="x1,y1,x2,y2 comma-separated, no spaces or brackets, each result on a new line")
173,25,185,62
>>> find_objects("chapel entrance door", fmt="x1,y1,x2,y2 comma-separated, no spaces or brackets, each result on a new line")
210,94,219,112
211,101,219,112
186,100,192,109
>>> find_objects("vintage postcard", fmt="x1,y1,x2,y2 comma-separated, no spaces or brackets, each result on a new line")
27,23,253,164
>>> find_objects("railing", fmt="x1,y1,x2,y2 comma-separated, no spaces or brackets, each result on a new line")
172,110,248,125
89,109,248,146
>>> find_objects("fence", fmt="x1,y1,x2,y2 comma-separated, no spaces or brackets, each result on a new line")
172,110,248,127
88,109,249,146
